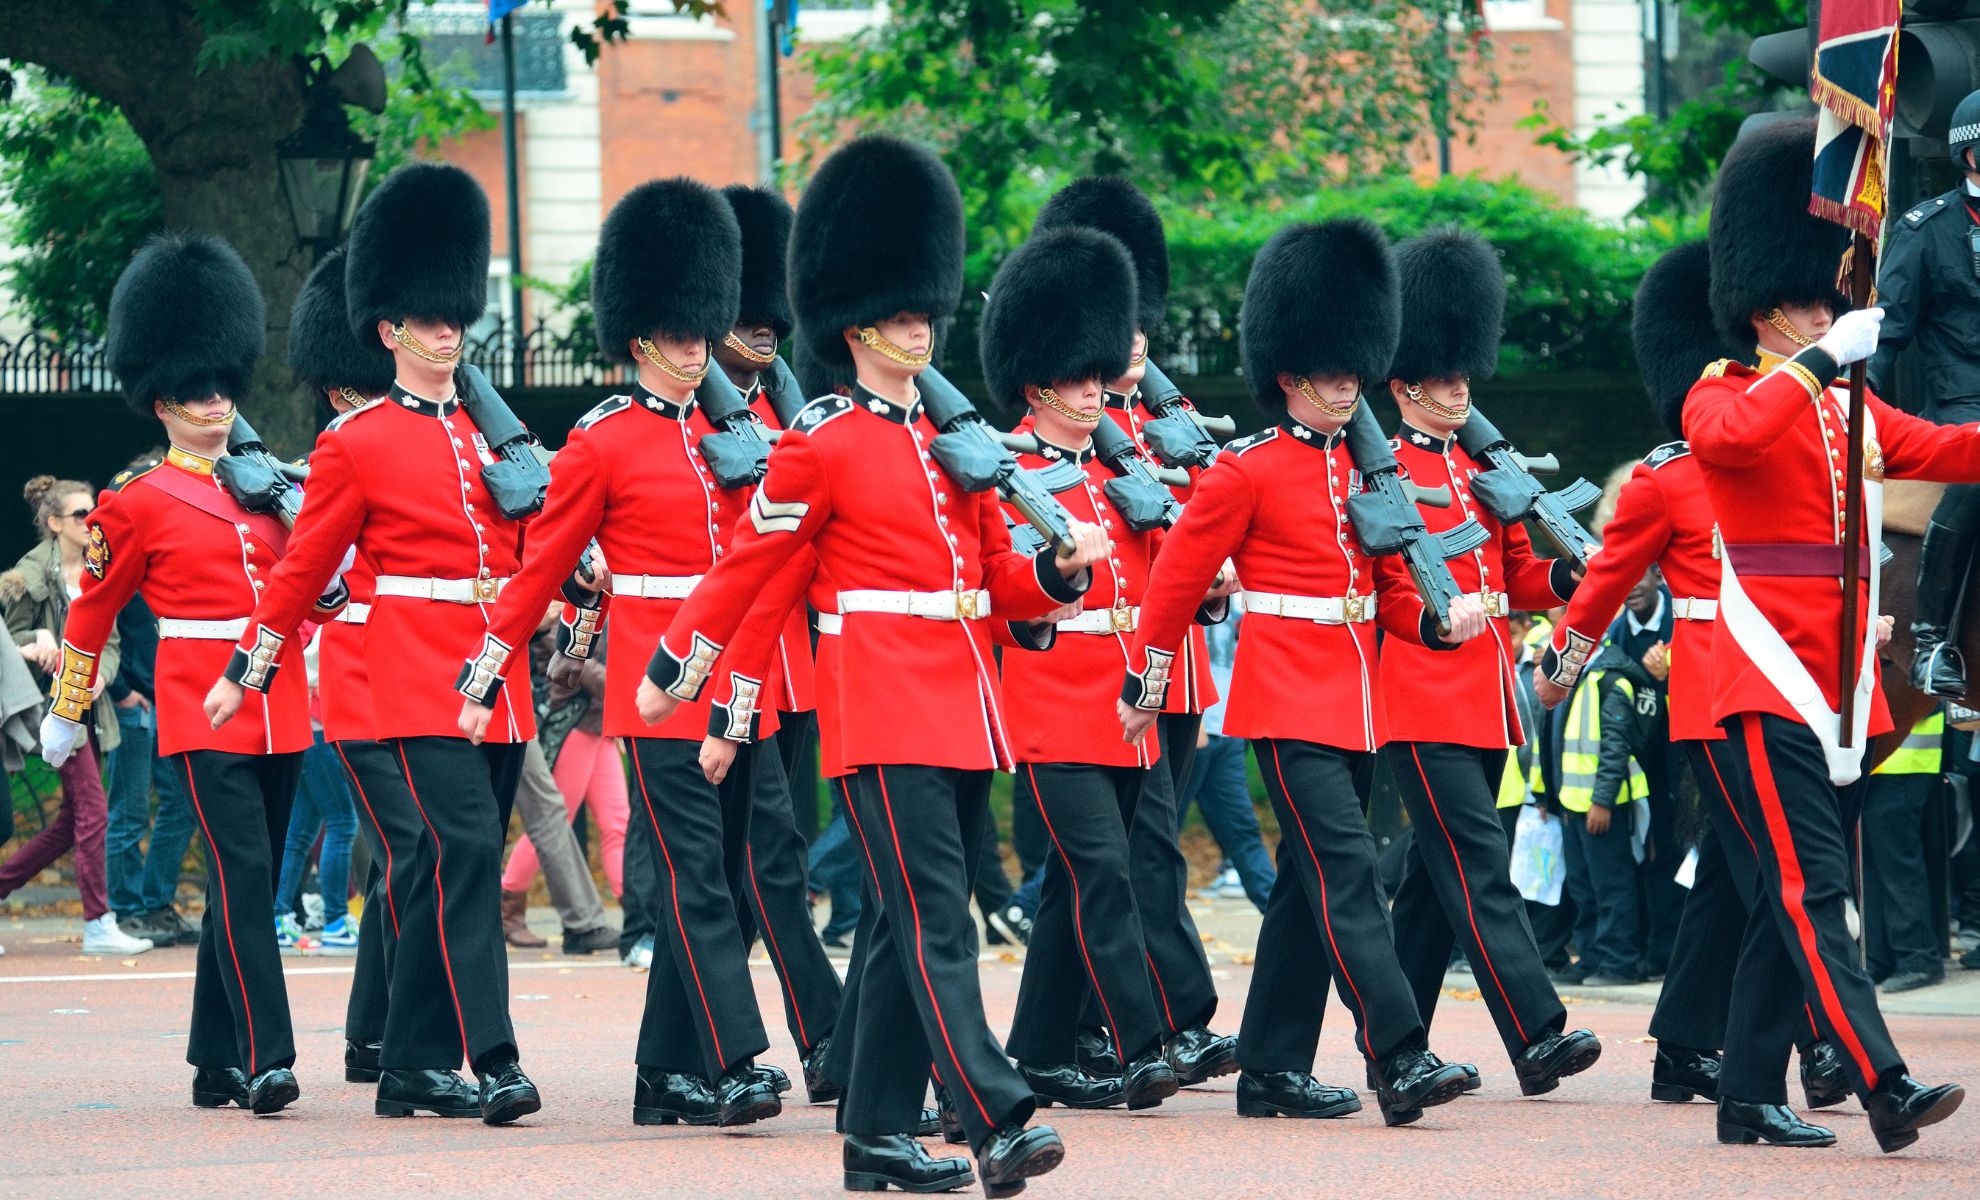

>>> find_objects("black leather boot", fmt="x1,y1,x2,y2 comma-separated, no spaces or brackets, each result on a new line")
1910,517,1972,698
1373,1048,1470,1126
752,1062,792,1095
1163,1026,1238,1086
1234,1070,1361,1119
803,1036,842,1104
246,1067,299,1115
476,1060,542,1125
1513,1029,1602,1096
1122,1052,1180,1111
1074,1027,1121,1077
633,1068,717,1126
935,1085,966,1144
1015,1061,1124,1109
844,1134,975,1193
1800,1041,1849,1110
714,1066,782,1127
376,1068,481,1118
977,1124,1064,1199
1865,1075,1965,1154
344,1038,383,1084
1652,1045,1722,1103
1716,1097,1836,1147
192,1066,248,1109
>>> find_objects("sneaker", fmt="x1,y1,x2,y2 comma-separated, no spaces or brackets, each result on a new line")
119,911,167,945
301,892,325,929
275,913,317,955
151,907,199,946
985,904,1032,947
317,915,359,953
622,934,655,971
83,914,153,956
1209,866,1248,901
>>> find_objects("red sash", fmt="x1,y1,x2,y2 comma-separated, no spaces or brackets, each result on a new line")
145,465,290,555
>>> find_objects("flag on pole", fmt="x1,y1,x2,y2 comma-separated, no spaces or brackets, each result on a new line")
1808,1,1900,240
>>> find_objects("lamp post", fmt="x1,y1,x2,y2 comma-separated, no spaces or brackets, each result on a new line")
276,52,378,262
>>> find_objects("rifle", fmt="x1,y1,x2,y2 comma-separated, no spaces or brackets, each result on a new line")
918,366,1078,557
694,367,775,489
1452,405,1600,567
759,354,811,428
215,411,309,529
1090,418,1182,531
1135,359,1237,470
457,364,552,519
1341,403,1485,632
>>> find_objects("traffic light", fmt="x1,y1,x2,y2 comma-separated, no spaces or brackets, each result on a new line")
1897,1,1980,143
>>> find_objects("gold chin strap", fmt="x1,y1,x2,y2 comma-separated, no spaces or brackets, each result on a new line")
337,387,379,411
723,331,777,366
1129,347,1148,367
1404,380,1469,422
1763,308,1816,348
857,325,932,368
160,398,237,428
1037,386,1102,424
637,337,709,384
1294,376,1359,419
392,322,463,365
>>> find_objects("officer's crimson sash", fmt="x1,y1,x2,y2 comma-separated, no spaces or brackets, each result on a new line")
145,464,290,556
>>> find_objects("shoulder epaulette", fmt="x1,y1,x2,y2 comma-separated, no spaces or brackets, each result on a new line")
108,461,160,492
1901,196,1952,229
1642,440,1691,470
1222,428,1278,458
790,394,854,433
1700,358,1736,379
574,394,633,431
326,398,389,433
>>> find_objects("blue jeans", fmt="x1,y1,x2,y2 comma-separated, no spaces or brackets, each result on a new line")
103,702,199,914
806,783,863,940
1180,733,1275,911
275,731,358,925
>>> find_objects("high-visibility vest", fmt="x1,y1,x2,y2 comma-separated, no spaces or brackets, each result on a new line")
1872,709,1944,776
1497,749,1528,809
1555,669,1648,814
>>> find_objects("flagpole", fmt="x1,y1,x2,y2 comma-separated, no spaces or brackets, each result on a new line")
1839,234,1873,748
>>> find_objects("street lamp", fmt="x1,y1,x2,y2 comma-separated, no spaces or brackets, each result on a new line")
276,47,384,259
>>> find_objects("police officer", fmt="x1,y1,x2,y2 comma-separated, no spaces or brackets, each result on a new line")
1871,88,1980,697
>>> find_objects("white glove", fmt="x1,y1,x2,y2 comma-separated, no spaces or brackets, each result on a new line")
1813,306,1884,368
38,712,84,769
331,545,357,588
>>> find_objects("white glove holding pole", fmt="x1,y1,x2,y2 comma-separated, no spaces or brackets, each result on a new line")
38,712,84,769
1813,306,1884,368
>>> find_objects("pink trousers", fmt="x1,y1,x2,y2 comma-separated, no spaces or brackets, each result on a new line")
502,729,629,896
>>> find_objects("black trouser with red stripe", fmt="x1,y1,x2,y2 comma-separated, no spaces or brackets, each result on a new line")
385,737,524,1072
778,708,822,844
1007,763,1165,1066
1648,740,1746,1053
842,764,1033,1152
736,730,840,1058
1386,742,1566,1059
1243,740,1427,1071
1117,714,1217,1037
177,750,301,1076
628,736,769,1080
822,774,871,1100
334,739,426,1049
1712,714,1899,1102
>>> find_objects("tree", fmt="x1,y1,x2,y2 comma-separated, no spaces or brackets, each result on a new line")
0,0,716,451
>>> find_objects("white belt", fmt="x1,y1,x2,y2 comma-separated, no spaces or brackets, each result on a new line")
158,617,250,640
1671,597,1717,621
1465,590,1511,618
1056,604,1139,634
334,602,371,625
814,613,843,636
1241,589,1377,625
373,575,508,604
837,588,992,622
610,573,703,600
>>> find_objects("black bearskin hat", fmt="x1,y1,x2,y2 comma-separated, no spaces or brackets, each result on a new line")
1240,218,1399,409
288,247,396,399
792,326,855,399
344,163,491,340
1389,227,1505,383
1708,117,1850,352
1031,175,1169,336
722,184,795,338
1632,240,1731,438
592,177,743,363
788,135,964,370
107,232,266,419
979,228,1137,411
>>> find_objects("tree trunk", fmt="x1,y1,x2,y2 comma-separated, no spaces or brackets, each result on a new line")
2,1,319,454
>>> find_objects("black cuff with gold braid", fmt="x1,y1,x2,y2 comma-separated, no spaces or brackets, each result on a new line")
555,598,603,661
311,578,351,619
1121,647,1175,712
1788,346,1841,395
48,643,98,723
454,633,514,705
647,632,722,702
1035,552,1088,604
224,627,286,693
708,672,764,743
1542,628,1598,689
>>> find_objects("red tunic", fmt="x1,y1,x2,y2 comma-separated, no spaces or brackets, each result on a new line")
1684,354,1980,733
62,451,311,758
1547,444,1723,742
999,438,1162,768
750,383,819,715
1130,421,1431,751
236,387,536,744
651,387,1084,771
1375,423,1577,749
473,386,785,742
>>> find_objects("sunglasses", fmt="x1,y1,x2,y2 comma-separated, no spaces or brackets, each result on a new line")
64,509,93,521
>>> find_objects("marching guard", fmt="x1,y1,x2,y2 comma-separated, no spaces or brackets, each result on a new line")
45,233,324,1114
1375,229,1603,1094
207,163,542,1125
1680,117,1969,1152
